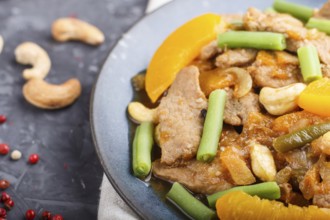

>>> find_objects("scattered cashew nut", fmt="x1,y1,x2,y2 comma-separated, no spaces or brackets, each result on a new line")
259,83,306,115
128,102,157,124
0,35,3,54
250,143,276,182
224,67,252,98
52,18,105,45
15,42,51,80
23,78,81,109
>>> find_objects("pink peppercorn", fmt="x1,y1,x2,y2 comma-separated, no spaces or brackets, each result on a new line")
41,210,52,220
1,192,10,202
0,144,10,155
28,154,39,164
52,214,64,220
25,209,36,220
4,198,14,210
0,208,6,217
0,115,6,124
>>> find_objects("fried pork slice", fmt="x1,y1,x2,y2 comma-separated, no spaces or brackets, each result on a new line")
243,8,330,65
156,66,207,165
153,155,233,195
240,112,277,147
300,155,330,208
272,111,330,134
243,7,304,36
311,132,330,156
215,49,257,69
200,40,220,61
247,50,301,88
224,89,260,126
286,37,330,65
315,0,330,19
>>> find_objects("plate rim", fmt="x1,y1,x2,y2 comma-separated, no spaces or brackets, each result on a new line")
89,1,174,219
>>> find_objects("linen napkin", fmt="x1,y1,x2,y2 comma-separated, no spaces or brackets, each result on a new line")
98,0,172,219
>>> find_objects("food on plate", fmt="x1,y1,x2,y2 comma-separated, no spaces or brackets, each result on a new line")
51,17,105,45
145,13,222,103
128,0,330,219
216,191,330,220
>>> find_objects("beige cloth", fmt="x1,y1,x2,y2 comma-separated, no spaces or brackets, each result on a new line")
98,0,172,219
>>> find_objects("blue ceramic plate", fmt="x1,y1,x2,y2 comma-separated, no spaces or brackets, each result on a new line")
91,0,323,219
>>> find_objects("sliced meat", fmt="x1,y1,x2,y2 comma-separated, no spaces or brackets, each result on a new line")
299,162,320,200
313,193,330,208
200,40,221,60
219,125,240,148
243,8,330,65
315,0,330,19
152,155,233,194
286,37,330,65
224,89,260,126
311,132,330,156
243,7,304,37
276,166,292,184
285,149,314,184
247,50,301,88
156,66,207,165
240,112,278,147
215,49,257,69
272,111,330,134
322,64,330,78
300,155,330,208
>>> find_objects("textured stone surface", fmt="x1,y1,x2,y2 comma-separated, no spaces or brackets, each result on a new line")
0,0,146,219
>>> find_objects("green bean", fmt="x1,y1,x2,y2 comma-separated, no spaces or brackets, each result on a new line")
273,0,314,22
197,89,226,162
218,31,286,50
306,18,330,35
228,20,243,29
166,182,216,220
273,122,330,153
264,7,277,13
132,122,154,177
207,182,281,208
297,45,322,83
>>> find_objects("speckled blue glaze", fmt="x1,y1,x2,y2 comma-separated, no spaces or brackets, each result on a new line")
91,0,324,219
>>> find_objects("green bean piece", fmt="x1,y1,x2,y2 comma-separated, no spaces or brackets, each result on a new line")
218,31,286,50
273,0,314,22
132,122,154,177
264,7,277,13
166,182,216,220
207,182,281,208
197,89,226,162
273,122,330,153
228,20,243,30
306,18,330,35
297,45,322,83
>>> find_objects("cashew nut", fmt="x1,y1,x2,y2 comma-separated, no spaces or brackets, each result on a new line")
15,42,51,80
224,67,252,98
52,18,105,45
23,78,81,109
250,143,276,182
259,83,306,115
0,35,3,54
128,102,157,124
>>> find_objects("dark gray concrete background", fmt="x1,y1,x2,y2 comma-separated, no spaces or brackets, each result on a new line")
0,0,147,219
